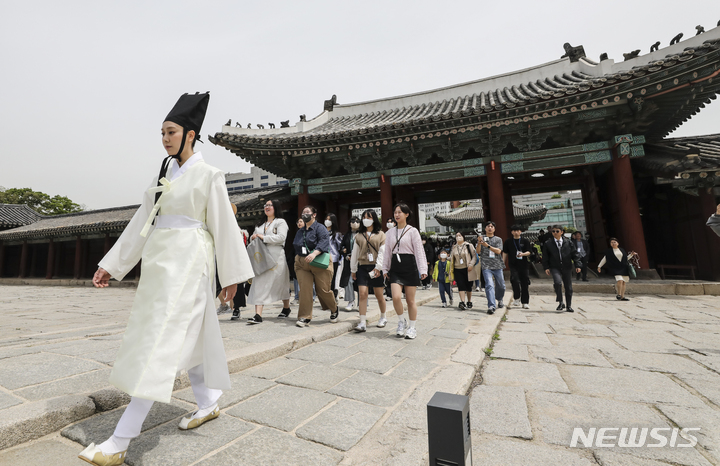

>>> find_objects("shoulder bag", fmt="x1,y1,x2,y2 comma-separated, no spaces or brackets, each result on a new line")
246,238,278,276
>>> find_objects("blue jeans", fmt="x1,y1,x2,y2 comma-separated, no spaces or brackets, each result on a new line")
438,281,453,304
482,268,506,309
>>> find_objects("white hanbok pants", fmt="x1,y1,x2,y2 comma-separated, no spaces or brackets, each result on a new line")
114,363,221,438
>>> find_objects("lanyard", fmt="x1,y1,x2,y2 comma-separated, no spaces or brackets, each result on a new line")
263,220,272,235
394,226,410,253
514,238,522,253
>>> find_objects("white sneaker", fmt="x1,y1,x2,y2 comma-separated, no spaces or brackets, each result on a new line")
449,298,454,306
523,303,530,309
346,302,355,311
475,286,480,292
216,303,231,315
385,296,393,301
396,318,407,337
377,317,388,328
441,303,447,308
507,297,515,309
405,327,417,339
353,323,366,333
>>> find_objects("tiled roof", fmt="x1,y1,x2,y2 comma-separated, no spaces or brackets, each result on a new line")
435,204,547,226
0,204,43,229
212,30,720,147
642,133,720,172
0,186,292,241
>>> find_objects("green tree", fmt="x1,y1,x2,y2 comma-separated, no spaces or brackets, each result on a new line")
0,188,83,215
551,194,562,199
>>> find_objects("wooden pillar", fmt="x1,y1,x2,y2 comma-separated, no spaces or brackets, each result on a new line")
54,242,62,277
73,235,82,279
338,205,350,229
29,244,38,277
19,241,29,278
0,242,5,278
699,188,720,280
380,174,393,230
451,201,461,209
298,191,310,215
104,233,111,254
611,150,649,269
504,183,515,232
487,161,508,240
45,238,54,279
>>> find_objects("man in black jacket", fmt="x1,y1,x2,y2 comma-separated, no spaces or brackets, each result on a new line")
542,225,582,312
572,231,590,281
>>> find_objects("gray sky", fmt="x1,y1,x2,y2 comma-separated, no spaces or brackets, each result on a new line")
2,1,719,209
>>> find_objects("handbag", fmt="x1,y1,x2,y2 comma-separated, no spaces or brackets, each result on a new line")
303,235,330,269
628,263,637,278
246,238,278,276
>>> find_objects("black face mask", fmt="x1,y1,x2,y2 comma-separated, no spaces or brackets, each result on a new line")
301,213,312,223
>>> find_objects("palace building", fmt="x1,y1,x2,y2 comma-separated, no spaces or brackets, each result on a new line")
210,27,720,280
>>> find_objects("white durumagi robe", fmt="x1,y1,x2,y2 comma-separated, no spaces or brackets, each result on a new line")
99,152,254,403
246,218,291,305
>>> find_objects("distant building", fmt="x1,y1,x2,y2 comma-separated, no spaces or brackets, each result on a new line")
513,192,585,233
225,167,288,193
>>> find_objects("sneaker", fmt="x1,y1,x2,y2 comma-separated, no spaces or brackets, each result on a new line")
497,300,504,309
345,302,355,311
441,302,447,308
377,317,388,328
507,296,515,309
449,297,454,306
292,297,300,304
330,312,339,323
216,303,231,315
466,301,473,309
277,308,291,319
487,308,495,315
247,314,263,324
405,327,417,340
231,309,241,320
459,302,467,310
396,318,407,337
385,296,393,301
475,286,480,292
296,318,311,327
522,303,530,309
353,322,366,332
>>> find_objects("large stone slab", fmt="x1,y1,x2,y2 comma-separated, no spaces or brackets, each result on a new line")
593,450,709,466
388,359,438,381
471,437,596,466
62,400,189,446
276,362,356,391
657,405,720,462
195,427,343,466
0,440,82,466
561,366,705,407
529,391,710,466
328,371,414,407
174,373,275,409
124,414,254,466
352,338,406,355
482,360,570,393
675,372,720,407
2,395,96,450
600,347,708,375
0,352,105,390
501,322,554,333
550,323,618,337
226,384,335,431
286,343,358,364
296,399,386,451
547,334,622,351
240,356,307,379
496,330,552,346
394,344,452,362
428,328,468,340
530,345,613,368
612,336,690,354
491,342,529,361
0,391,23,410
15,368,112,401
335,352,404,374
469,385,532,439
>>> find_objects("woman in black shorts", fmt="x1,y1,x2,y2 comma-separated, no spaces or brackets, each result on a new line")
350,209,387,332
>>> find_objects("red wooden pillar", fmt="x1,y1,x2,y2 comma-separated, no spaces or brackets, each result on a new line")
380,174,393,230
19,240,28,278
73,235,82,279
46,238,54,279
487,161,508,240
611,150,649,268
104,233,112,254
504,182,515,233
298,191,310,215
338,205,349,229
699,188,720,280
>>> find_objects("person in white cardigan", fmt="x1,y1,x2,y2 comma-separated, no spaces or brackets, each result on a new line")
246,199,291,323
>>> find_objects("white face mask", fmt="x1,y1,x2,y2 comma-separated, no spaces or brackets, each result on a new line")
440,253,448,259
387,223,394,229
362,218,373,227
324,220,333,228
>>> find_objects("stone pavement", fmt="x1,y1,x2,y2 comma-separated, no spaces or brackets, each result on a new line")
1,285,719,465
473,293,720,465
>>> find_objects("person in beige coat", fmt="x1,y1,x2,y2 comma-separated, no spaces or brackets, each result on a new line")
451,231,477,310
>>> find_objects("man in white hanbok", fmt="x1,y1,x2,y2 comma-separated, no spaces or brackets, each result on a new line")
79,93,253,466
